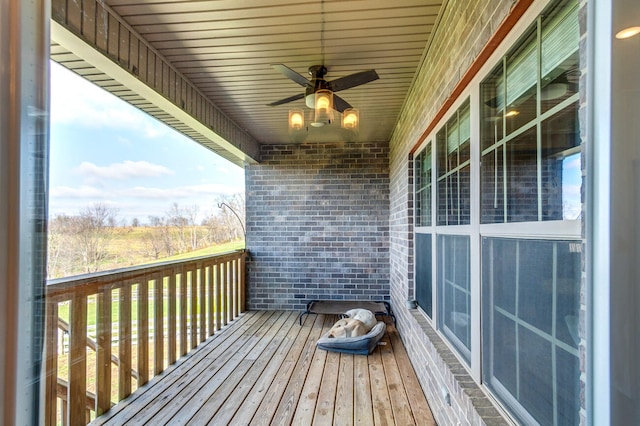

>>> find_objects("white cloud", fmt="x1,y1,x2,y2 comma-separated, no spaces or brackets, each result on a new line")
50,62,169,139
124,183,241,200
50,185,105,198
74,161,174,180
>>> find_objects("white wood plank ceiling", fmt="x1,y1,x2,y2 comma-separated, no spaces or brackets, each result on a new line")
54,0,444,147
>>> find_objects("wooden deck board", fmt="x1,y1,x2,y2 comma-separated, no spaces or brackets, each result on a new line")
91,311,434,426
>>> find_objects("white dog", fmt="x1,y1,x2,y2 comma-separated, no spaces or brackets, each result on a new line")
344,309,377,332
326,318,368,338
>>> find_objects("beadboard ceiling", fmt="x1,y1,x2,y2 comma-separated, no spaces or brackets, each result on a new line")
55,0,445,147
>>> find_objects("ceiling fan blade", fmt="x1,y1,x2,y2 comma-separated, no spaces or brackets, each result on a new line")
328,69,379,92
333,94,352,113
271,64,309,87
266,92,305,107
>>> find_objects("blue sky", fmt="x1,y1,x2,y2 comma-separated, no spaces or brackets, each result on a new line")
49,61,245,225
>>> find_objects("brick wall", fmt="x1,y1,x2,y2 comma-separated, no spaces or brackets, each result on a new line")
245,141,390,310
387,0,589,424
388,0,523,425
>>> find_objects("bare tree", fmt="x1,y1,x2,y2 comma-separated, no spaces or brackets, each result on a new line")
70,203,118,273
182,204,200,251
47,214,75,279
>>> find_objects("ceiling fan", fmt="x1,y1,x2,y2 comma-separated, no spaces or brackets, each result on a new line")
267,64,379,113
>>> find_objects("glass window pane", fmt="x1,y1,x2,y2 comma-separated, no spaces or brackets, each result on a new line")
506,126,538,222
541,102,581,221
459,165,471,224
481,146,505,223
541,0,580,113
556,347,581,424
556,242,581,347
493,311,517,393
437,128,448,176
438,235,471,364
481,64,505,152
415,233,432,317
518,240,554,334
519,327,553,424
506,30,538,135
415,147,433,227
482,237,581,426
436,99,471,226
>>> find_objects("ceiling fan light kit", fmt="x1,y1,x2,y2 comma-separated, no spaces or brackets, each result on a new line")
271,64,377,142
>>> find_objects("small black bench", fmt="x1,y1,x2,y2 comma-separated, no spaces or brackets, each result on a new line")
298,300,396,325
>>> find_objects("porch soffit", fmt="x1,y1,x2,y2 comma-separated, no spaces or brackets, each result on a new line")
50,0,445,162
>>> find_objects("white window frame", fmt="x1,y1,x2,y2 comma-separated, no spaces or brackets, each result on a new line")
412,0,581,390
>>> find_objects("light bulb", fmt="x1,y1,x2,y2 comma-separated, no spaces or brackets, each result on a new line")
616,26,640,39
344,112,358,128
316,95,330,112
289,109,304,131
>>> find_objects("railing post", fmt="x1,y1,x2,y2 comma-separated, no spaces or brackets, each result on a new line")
96,288,112,416
68,294,87,425
44,300,58,426
240,253,246,313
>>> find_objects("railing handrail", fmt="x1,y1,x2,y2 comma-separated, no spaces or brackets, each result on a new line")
46,249,247,299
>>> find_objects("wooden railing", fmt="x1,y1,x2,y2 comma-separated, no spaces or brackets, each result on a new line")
43,250,248,426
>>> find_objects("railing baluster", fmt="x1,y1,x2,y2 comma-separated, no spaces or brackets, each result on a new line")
168,269,177,365
44,299,58,426
220,262,228,327
230,259,237,319
69,293,87,425
207,264,214,336
154,273,164,375
138,279,149,386
179,267,187,357
189,268,197,349
96,288,112,416
215,263,222,331
226,261,232,325
198,265,206,343
118,285,132,400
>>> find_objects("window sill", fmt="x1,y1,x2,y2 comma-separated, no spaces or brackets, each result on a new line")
406,308,512,426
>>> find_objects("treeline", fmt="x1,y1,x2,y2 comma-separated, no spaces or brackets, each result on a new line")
47,194,245,279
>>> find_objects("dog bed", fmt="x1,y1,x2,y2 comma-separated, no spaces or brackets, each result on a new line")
299,300,395,325
316,321,386,355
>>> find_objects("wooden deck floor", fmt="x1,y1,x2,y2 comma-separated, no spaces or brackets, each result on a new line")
92,310,436,426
